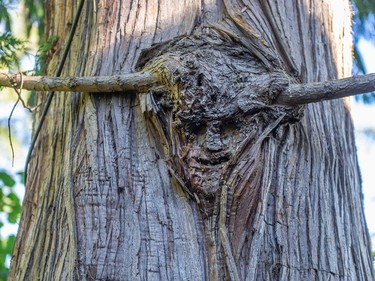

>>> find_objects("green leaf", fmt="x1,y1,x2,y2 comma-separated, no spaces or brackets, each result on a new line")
5,235,15,253
0,189,3,206
0,171,16,188
0,33,25,69
7,209,20,224
4,193,21,223
0,235,15,280
0,239,6,270
7,192,18,202
351,0,375,95
35,35,59,74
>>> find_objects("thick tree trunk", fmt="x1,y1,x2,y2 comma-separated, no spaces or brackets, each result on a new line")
9,0,373,280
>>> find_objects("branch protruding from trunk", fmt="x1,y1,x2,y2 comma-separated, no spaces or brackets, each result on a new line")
1,71,374,106
275,73,375,105
0,71,159,93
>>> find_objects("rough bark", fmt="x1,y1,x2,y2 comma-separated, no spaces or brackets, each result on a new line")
9,0,374,281
1,72,374,103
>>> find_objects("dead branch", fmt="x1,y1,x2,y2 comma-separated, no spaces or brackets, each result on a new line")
0,71,159,93
0,71,374,105
275,73,375,105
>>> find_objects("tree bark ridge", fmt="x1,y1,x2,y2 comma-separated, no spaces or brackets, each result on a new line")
8,0,374,280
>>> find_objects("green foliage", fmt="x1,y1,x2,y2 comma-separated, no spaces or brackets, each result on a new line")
351,0,375,103
0,0,16,32
352,0,375,73
352,0,375,30
0,0,25,70
0,0,44,71
23,0,44,38
0,0,42,276
0,170,21,279
0,235,15,279
0,33,24,69
0,170,21,228
35,35,58,74
0,171,15,187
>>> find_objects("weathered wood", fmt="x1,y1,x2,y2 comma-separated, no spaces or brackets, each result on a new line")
1,72,374,106
0,71,159,93
277,73,375,105
9,0,374,280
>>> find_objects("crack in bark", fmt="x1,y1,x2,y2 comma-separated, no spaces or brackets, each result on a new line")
140,34,303,280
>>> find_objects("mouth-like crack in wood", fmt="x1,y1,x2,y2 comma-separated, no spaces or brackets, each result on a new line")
141,34,302,280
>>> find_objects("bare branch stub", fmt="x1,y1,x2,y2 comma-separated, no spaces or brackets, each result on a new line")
275,73,375,105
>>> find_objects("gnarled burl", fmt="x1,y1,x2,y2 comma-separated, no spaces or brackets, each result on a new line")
9,0,373,280
140,34,302,279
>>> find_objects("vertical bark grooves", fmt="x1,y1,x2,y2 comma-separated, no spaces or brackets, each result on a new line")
71,94,207,280
9,0,373,280
238,102,372,279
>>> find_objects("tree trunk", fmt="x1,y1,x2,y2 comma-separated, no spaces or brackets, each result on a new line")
9,0,374,280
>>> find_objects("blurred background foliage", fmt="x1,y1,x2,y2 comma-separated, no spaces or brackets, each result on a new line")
0,170,21,279
0,0,373,279
352,0,375,103
0,0,43,279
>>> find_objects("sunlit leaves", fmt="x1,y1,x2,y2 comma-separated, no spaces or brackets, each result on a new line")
0,4,23,277
0,170,21,280
0,0,25,70
35,35,58,74
0,170,21,226
0,234,15,279
0,171,15,187
0,33,24,69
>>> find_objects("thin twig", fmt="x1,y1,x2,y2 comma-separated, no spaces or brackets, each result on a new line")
11,72,39,112
8,98,20,167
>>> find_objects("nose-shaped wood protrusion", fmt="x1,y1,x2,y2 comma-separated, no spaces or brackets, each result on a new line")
205,121,222,152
